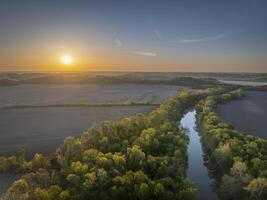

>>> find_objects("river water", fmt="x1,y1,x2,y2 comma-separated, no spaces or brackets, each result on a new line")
181,110,218,200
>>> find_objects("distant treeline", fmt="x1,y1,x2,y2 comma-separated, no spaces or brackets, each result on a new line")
0,78,20,86
0,102,158,110
196,89,267,200
245,85,267,91
0,74,220,88
22,75,219,87
1,89,219,200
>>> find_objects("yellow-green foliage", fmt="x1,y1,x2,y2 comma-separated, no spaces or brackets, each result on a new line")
196,89,267,200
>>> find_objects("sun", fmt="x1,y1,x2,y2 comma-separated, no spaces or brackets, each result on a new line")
61,55,73,65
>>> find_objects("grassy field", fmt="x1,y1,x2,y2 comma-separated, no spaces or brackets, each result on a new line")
217,91,267,139
0,105,156,158
0,84,182,107
0,83,179,194
0,83,181,157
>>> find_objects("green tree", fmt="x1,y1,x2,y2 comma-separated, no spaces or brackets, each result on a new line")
83,172,96,190
245,178,267,200
66,174,80,188
71,161,88,174
32,153,50,169
48,185,62,200
126,145,145,170
59,190,70,200
31,188,50,200
2,179,29,200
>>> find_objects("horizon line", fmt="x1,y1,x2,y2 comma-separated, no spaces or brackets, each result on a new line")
0,70,266,74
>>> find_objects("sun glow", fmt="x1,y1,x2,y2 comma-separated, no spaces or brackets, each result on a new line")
61,55,73,65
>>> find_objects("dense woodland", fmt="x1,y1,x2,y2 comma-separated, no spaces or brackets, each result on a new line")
196,89,267,200
1,89,217,200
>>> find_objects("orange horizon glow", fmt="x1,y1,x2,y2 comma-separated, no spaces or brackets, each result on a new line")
0,51,266,73
0,66,266,73
1,1,267,73
0,53,266,73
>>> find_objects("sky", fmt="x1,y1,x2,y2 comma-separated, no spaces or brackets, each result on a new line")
0,0,266,72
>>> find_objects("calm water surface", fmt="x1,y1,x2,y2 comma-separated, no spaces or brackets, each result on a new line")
181,110,218,200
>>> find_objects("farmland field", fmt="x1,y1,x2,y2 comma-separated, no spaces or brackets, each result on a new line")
0,105,156,158
0,83,181,157
0,84,182,107
0,83,181,194
217,91,267,139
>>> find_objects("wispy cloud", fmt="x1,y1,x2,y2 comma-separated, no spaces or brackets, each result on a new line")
130,51,157,57
170,31,233,44
115,38,122,47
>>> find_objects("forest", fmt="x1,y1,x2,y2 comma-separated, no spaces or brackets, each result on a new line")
196,89,267,200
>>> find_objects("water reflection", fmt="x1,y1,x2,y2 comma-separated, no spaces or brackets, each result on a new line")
181,110,218,200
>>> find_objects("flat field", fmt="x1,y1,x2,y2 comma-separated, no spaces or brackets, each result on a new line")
0,84,182,107
0,105,156,158
0,83,181,157
0,83,180,194
217,91,267,139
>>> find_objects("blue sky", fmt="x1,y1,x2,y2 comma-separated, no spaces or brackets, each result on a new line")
0,0,266,72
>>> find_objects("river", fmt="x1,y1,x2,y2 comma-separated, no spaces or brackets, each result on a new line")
181,110,218,200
